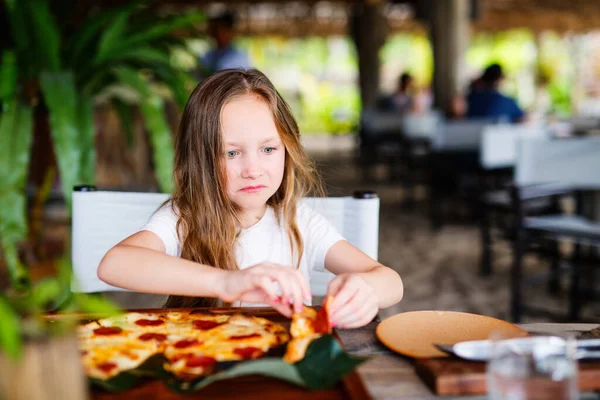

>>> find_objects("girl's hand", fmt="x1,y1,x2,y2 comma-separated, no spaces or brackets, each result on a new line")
219,263,311,317
326,273,379,329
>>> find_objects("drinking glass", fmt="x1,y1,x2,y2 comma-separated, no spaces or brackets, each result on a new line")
486,335,579,400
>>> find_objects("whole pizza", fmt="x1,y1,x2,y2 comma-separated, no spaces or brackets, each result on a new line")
77,302,332,381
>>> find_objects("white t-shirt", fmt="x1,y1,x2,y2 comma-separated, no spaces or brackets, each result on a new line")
140,203,345,305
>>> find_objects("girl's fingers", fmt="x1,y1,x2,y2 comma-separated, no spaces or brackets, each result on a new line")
253,275,279,302
342,303,379,329
334,296,378,328
329,281,358,316
289,274,304,313
269,299,293,318
326,277,344,302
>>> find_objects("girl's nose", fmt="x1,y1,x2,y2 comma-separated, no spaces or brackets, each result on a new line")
241,156,263,179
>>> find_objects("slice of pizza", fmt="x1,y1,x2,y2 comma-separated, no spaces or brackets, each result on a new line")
283,297,333,363
78,321,164,380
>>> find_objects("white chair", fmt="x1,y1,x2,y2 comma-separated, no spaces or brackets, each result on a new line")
480,124,548,170
71,188,380,306
432,120,494,152
511,137,600,321
400,111,441,143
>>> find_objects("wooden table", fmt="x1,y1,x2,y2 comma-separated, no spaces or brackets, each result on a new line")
336,322,600,400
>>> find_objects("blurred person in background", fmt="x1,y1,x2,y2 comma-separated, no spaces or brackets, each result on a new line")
467,63,525,123
378,72,415,114
198,10,251,77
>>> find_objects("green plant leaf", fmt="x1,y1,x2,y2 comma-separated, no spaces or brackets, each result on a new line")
77,94,95,185
295,334,367,389
0,98,33,290
112,12,205,52
140,96,174,193
40,71,80,208
111,98,135,147
112,67,151,98
0,239,30,291
4,0,36,78
96,46,172,66
96,8,135,63
151,66,192,109
0,295,22,360
0,51,17,104
68,1,146,69
30,278,62,312
113,67,174,192
25,0,61,71
73,294,122,317
12,102,34,190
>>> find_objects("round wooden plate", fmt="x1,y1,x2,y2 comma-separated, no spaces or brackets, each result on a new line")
376,310,528,358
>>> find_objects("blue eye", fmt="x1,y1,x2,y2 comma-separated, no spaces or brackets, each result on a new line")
226,150,239,159
263,147,276,154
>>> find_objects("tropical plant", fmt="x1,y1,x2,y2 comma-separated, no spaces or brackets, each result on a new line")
0,257,121,360
0,0,203,289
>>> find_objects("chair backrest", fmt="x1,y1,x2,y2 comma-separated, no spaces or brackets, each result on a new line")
480,124,548,170
400,111,441,142
361,109,405,136
515,137,600,187
71,189,380,298
432,119,494,152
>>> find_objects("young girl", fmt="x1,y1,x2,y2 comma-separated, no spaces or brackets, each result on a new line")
98,69,403,328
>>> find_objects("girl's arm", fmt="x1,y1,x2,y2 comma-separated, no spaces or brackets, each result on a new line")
98,231,310,315
324,240,403,328
98,230,227,297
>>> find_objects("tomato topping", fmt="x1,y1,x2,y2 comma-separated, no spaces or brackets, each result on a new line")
234,347,264,359
229,333,261,340
138,333,167,342
174,339,200,348
185,355,216,368
193,320,221,330
135,319,165,327
97,362,117,373
93,326,123,335
313,306,331,334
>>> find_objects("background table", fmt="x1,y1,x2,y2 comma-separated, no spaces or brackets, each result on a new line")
337,322,600,400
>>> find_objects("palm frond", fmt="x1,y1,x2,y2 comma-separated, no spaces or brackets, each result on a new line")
113,67,174,192
25,0,61,71
40,71,80,208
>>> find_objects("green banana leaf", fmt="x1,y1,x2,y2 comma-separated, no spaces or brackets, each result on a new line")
0,296,22,360
91,334,367,393
40,71,81,208
113,67,174,192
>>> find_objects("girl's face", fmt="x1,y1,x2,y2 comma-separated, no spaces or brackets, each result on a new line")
221,94,286,215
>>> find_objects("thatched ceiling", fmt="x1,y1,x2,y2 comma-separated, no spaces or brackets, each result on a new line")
85,0,600,36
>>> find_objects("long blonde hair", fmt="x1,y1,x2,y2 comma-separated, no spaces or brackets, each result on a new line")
165,69,324,308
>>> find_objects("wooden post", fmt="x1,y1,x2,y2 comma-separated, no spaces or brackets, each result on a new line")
428,0,471,112
350,1,387,111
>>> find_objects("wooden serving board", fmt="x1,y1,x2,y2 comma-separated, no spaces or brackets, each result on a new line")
53,307,371,400
415,357,600,396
